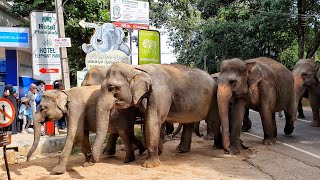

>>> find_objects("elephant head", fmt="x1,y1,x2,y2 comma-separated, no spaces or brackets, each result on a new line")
27,90,69,161
293,59,320,88
217,58,263,151
92,63,151,162
81,66,108,86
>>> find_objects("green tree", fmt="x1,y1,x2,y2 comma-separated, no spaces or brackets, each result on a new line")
10,0,111,86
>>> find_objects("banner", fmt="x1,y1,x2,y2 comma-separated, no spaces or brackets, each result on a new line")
30,11,62,85
138,29,160,64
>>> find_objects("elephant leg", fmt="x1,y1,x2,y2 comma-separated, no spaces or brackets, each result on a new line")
118,130,135,163
260,107,276,145
52,115,79,174
193,121,203,137
171,124,182,138
82,130,92,167
203,119,214,140
297,99,305,118
165,122,174,135
103,133,119,155
229,99,246,155
284,95,295,135
242,108,252,132
176,123,193,153
309,94,320,127
132,135,146,155
272,113,277,138
158,123,166,155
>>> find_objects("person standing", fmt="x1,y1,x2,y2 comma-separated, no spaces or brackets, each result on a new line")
26,83,37,126
19,97,32,133
3,84,20,134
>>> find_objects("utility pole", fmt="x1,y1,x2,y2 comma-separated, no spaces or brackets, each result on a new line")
55,0,71,89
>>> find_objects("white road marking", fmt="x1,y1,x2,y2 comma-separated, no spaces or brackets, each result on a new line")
243,132,320,159
249,110,311,123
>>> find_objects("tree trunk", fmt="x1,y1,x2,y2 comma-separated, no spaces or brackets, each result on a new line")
297,0,305,59
306,29,320,59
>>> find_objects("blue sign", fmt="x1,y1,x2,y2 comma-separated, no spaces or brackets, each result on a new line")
0,27,30,48
0,32,28,43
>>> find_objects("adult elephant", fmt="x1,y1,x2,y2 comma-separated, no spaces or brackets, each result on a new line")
92,63,221,168
293,59,320,127
27,86,145,174
81,66,108,86
217,57,295,154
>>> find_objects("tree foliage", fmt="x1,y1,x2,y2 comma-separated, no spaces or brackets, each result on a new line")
150,0,320,73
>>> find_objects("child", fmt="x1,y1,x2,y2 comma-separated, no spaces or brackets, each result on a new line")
19,97,33,133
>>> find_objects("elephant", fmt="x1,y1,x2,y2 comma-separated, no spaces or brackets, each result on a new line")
81,66,108,86
217,57,295,154
91,63,221,168
292,59,320,127
82,66,201,153
171,121,203,138
27,86,145,174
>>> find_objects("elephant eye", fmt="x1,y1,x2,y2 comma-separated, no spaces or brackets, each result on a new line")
107,85,120,92
229,79,237,86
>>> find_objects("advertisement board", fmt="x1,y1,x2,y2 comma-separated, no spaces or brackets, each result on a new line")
138,29,160,64
0,27,30,48
30,11,62,85
111,0,149,25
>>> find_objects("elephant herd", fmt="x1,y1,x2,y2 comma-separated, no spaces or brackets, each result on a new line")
26,57,320,174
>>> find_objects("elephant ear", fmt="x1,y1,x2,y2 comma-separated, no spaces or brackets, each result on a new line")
55,91,70,113
246,61,263,87
316,63,320,82
130,68,152,105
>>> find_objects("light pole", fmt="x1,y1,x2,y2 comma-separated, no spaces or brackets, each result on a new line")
55,0,70,89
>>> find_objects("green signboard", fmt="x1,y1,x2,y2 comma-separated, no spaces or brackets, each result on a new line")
138,29,160,64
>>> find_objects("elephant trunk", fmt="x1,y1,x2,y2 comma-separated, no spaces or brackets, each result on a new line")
217,83,233,152
92,93,114,162
293,74,306,119
27,112,43,161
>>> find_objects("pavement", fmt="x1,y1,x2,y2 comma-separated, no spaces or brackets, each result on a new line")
0,129,96,164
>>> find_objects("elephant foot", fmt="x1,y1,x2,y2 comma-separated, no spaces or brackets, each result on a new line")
124,154,135,163
212,143,223,149
297,114,305,119
310,120,320,127
195,132,203,137
52,165,66,174
284,124,294,135
142,157,160,168
176,143,191,153
203,133,214,140
262,138,276,145
224,145,240,155
103,147,116,156
83,162,94,167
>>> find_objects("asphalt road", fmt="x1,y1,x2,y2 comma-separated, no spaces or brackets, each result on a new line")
240,108,320,179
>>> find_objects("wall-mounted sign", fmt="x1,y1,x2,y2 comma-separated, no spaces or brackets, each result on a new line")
111,0,149,25
85,50,130,69
54,37,71,47
138,29,160,65
30,11,62,85
0,27,30,48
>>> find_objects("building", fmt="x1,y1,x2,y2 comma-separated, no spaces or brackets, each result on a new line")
0,1,33,97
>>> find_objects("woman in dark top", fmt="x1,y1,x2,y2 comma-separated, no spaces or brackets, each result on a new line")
3,84,20,134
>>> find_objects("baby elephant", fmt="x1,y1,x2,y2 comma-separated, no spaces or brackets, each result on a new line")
27,85,145,174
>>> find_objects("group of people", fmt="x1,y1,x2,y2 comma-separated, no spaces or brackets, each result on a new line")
2,80,66,135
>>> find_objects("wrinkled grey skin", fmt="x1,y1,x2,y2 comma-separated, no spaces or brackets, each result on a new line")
217,57,295,154
83,66,203,154
27,86,145,174
92,63,221,168
293,59,320,127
